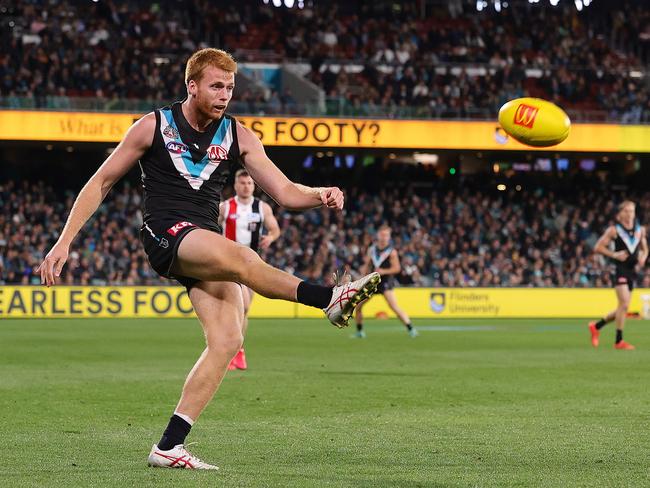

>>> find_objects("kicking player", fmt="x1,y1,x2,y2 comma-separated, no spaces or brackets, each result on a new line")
36,48,380,469
589,200,647,350
219,168,281,370
354,224,417,338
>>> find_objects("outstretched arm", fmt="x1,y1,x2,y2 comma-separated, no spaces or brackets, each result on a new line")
36,113,156,286
236,123,344,211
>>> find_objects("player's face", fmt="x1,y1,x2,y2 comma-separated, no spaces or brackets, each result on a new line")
234,175,255,198
618,204,635,225
191,66,235,119
377,229,391,246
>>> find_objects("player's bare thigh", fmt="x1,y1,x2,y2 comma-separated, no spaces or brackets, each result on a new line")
172,229,259,282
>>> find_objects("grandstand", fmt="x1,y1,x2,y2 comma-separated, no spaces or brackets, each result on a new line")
2,0,650,486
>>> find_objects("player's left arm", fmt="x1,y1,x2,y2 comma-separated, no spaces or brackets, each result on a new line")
259,201,281,249
236,123,343,210
638,226,648,267
377,250,402,276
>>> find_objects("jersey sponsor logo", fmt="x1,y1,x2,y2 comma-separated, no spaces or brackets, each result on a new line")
167,221,196,236
228,214,237,219
207,144,228,161
513,104,539,128
166,141,188,154
163,125,180,139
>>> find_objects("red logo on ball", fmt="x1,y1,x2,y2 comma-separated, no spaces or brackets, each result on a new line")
513,104,539,128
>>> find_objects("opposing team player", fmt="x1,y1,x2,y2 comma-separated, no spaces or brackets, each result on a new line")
589,201,647,350
354,225,417,338
36,48,380,469
219,169,281,370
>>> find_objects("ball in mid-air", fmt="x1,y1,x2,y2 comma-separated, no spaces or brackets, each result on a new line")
498,97,571,147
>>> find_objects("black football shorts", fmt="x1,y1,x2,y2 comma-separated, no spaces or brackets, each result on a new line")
140,218,205,289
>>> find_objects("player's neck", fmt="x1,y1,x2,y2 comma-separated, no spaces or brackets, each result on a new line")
181,99,215,132
236,195,253,205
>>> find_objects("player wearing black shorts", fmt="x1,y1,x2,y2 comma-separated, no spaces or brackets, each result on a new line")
589,201,647,350
354,225,417,338
37,48,381,469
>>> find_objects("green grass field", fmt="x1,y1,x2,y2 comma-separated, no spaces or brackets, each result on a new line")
1,317,649,487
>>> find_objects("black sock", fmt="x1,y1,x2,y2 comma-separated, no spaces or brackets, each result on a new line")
595,319,607,330
357,322,364,332
405,322,413,331
297,281,333,309
616,329,623,344
158,414,192,450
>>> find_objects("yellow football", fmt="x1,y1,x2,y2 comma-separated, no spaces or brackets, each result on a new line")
498,97,571,147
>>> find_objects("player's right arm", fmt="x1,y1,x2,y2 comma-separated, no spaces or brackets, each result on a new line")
594,225,628,261
36,113,156,286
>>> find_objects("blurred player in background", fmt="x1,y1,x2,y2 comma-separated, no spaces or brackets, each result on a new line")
219,169,281,370
36,48,380,470
354,224,418,338
589,201,647,350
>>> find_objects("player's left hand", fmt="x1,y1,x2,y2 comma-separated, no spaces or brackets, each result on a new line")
320,187,344,210
639,257,647,267
259,235,275,250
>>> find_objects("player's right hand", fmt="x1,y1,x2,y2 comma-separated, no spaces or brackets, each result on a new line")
36,243,69,287
612,250,629,262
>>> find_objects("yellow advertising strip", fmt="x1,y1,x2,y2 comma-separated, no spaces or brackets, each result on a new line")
1,110,650,152
0,286,293,319
298,288,634,319
1,286,648,319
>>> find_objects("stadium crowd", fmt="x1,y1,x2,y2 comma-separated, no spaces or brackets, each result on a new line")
2,173,650,288
1,0,648,121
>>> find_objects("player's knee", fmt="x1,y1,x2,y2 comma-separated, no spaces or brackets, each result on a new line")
230,246,262,283
207,330,243,358
619,301,630,311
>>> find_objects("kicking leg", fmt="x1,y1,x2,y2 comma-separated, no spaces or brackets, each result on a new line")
173,230,380,327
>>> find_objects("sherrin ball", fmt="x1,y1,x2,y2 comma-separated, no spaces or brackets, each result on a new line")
498,97,571,147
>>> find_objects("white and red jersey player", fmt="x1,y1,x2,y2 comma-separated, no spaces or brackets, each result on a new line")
218,169,280,371
218,170,280,252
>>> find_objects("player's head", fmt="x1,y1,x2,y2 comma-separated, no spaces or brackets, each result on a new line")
617,200,636,224
185,48,237,120
234,169,255,198
377,224,392,246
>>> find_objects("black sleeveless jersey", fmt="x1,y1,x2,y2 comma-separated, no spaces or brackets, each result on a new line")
613,222,642,271
139,101,240,231
370,244,394,272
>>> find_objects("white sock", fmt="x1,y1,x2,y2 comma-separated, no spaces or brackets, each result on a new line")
174,411,195,426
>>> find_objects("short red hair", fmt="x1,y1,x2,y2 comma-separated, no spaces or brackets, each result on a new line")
185,48,237,86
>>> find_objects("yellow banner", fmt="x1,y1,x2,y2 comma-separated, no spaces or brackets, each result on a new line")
1,110,649,152
1,286,648,319
0,286,296,318
299,287,645,319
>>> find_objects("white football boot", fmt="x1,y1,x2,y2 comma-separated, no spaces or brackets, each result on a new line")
147,443,219,470
324,271,381,328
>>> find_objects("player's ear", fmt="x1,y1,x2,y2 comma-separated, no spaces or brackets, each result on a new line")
188,80,197,98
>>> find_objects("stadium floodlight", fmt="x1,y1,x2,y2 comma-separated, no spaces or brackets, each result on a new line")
574,0,583,10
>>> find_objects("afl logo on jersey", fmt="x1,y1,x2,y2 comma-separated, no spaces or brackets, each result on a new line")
207,144,228,162
166,141,188,154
